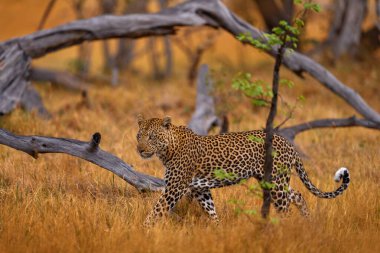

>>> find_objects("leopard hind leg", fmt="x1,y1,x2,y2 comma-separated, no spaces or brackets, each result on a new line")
271,185,291,215
288,187,309,217
191,188,219,223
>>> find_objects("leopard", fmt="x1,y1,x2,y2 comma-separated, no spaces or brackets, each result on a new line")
136,115,350,226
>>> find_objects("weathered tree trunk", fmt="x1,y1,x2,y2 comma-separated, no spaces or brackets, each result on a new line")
147,0,174,80
100,0,119,85
0,129,165,192
72,0,92,75
188,64,227,135
0,0,379,137
20,85,51,118
159,0,174,77
254,0,293,31
116,0,148,72
172,30,217,85
327,0,368,59
0,44,30,115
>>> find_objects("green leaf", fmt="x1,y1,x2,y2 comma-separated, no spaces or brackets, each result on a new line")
279,20,288,27
247,135,264,143
227,199,245,206
248,184,259,191
270,217,280,224
239,179,248,185
214,168,236,180
260,180,275,190
272,27,285,36
304,2,321,12
297,95,306,101
280,79,295,88
295,18,305,28
243,209,257,215
293,0,303,4
252,99,268,107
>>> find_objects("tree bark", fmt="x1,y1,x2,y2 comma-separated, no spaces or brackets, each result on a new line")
72,0,92,75
20,84,51,118
188,64,226,135
1,0,379,127
29,67,88,92
261,42,286,219
0,129,165,192
254,0,293,31
326,0,368,59
278,116,380,142
0,44,30,115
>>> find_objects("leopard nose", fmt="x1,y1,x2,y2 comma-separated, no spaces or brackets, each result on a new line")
137,144,145,153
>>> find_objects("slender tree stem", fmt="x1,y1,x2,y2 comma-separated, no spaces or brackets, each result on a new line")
261,43,287,219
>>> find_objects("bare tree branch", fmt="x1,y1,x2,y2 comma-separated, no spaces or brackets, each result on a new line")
37,0,57,31
278,116,380,141
0,128,165,192
1,0,379,125
30,67,88,92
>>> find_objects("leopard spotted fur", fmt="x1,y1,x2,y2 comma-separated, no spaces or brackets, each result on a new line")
136,116,350,225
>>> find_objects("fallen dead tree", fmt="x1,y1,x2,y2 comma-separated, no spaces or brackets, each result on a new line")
0,128,164,192
30,67,88,92
0,0,379,138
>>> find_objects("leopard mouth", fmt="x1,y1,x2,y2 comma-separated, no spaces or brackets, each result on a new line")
139,151,154,159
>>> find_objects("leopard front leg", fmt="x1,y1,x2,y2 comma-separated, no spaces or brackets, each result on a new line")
144,170,192,226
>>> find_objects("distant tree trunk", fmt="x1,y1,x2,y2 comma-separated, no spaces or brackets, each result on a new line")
254,0,296,48
148,38,164,80
360,0,380,52
254,0,293,31
116,0,148,72
326,0,368,59
147,0,174,80
159,0,173,77
72,0,92,76
100,0,119,85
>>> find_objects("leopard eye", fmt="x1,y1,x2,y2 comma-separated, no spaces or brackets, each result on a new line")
148,133,154,140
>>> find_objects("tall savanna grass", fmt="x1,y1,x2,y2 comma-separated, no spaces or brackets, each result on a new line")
1,1,379,252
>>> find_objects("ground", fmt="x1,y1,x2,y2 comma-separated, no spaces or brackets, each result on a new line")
0,1,380,253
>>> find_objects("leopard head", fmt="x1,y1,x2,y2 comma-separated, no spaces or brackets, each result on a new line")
136,114,172,159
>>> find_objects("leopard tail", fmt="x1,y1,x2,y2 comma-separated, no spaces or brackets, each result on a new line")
294,156,350,199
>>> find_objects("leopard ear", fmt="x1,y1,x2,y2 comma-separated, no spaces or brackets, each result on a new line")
162,116,171,128
137,114,144,125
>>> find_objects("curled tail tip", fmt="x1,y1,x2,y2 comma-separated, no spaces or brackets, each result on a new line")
334,167,350,183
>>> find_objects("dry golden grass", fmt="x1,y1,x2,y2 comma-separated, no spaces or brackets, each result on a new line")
1,62,380,253
1,1,380,252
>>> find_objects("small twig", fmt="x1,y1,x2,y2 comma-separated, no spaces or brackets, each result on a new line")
37,0,57,31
